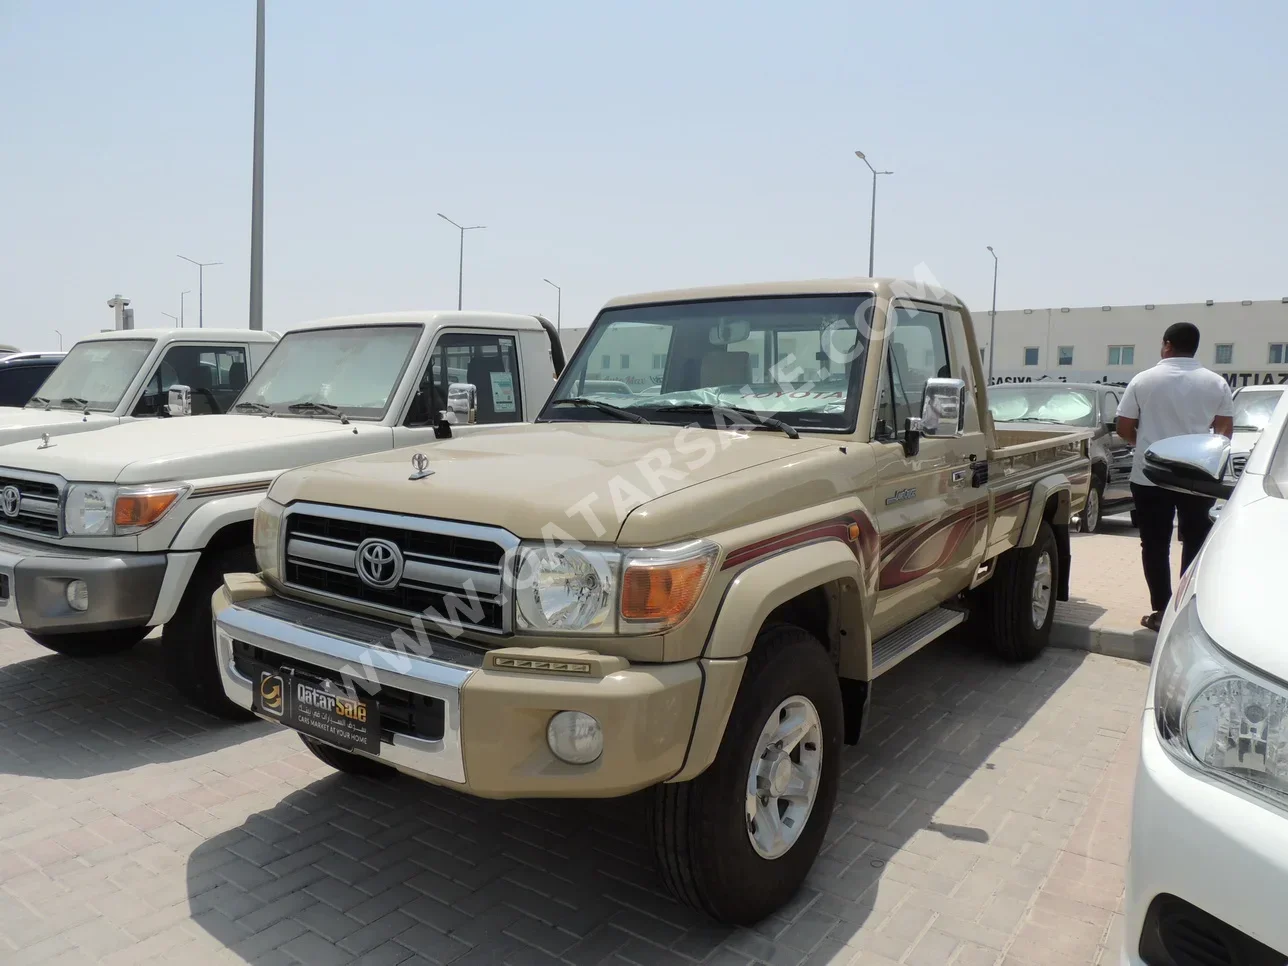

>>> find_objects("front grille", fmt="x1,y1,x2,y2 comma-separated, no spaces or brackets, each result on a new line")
0,472,61,537
1139,894,1285,966
232,641,446,743
282,505,515,633
1232,454,1248,478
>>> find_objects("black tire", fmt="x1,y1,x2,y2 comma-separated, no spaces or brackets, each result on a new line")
1079,481,1103,533
29,627,148,657
300,735,397,779
648,624,843,925
976,521,1059,662
162,545,257,721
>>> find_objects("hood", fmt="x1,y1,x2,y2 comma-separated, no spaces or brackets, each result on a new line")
0,414,391,485
0,407,118,445
268,422,839,542
1194,486,1288,682
1230,428,1261,457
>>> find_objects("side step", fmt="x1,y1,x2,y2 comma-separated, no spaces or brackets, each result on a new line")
871,606,967,676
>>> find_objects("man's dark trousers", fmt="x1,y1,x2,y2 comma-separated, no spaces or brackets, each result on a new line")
1130,482,1215,613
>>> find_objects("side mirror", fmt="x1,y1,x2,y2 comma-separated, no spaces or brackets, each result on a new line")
165,385,192,417
919,378,967,438
1143,434,1235,499
447,382,477,424
902,417,922,457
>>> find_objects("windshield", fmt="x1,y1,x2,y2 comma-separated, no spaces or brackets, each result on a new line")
235,325,421,420
25,339,155,412
541,294,874,432
988,386,1098,427
1233,389,1283,431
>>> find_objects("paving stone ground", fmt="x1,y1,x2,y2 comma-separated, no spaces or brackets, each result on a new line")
0,618,1148,966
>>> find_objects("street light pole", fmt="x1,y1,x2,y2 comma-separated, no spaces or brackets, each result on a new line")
987,246,999,384
161,312,179,327
854,151,893,277
180,290,191,328
54,329,62,351
542,278,562,333
177,255,222,328
248,0,266,331
437,213,486,310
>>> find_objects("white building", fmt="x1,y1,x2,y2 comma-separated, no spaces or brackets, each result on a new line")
983,296,1288,389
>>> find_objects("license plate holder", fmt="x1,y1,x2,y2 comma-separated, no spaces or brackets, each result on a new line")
253,666,381,755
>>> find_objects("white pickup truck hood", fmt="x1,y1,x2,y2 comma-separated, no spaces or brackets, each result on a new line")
0,414,391,485
0,407,119,445
1194,488,1288,682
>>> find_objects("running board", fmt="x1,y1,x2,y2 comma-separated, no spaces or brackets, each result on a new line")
871,606,967,676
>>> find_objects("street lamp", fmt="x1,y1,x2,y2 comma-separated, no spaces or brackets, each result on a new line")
161,312,179,327
542,278,562,332
180,290,191,328
248,0,266,331
987,246,999,384
437,213,486,311
54,329,62,351
854,151,893,277
177,255,222,328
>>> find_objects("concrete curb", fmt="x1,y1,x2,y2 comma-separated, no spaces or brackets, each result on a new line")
1052,618,1156,664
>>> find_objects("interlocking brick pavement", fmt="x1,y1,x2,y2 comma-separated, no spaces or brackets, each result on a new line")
0,622,1148,965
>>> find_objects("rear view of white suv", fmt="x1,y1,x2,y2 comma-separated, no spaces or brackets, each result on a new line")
1123,390,1288,963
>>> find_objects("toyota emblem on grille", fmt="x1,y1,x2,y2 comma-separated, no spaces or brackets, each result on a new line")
1,485,20,519
355,537,404,589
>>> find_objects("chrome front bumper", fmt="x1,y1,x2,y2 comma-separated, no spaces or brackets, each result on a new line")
214,592,478,785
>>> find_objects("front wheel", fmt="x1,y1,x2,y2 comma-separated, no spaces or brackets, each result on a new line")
1079,482,1103,533
300,735,397,779
648,624,842,925
162,546,257,721
29,627,148,657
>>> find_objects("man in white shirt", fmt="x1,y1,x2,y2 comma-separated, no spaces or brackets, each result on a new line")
1116,322,1234,630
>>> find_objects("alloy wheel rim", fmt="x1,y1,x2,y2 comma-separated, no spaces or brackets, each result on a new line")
745,695,823,859
1031,550,1054,629
1084,488,1100,530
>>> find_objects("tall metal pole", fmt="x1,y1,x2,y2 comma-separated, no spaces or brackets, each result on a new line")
180,290,190,327
543,278,561,333
987,246,999,384
54,329,62,350
248,0,266,330
178,256,221,328
437,214,485,310
854,151,892,277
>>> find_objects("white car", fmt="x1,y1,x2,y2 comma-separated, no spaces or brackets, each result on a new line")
1229,383,1283,478
1123,391,1288,964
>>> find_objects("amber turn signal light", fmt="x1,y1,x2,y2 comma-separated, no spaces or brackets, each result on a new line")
114,491,181,529
620,555,713,626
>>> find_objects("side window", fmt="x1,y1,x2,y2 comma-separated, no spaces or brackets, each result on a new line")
406,332,522,427
133,344,248,417
1104,392,1119,426
876,307,950,437
0,365,54,407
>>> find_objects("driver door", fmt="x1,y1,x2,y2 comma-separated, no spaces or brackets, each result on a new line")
392,330,525,447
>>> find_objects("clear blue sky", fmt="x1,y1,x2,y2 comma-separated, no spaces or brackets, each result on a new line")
2,1,1285,349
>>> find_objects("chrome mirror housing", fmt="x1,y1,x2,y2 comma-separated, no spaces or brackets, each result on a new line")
1143,434,1234,500
920,378,967,438
165,384,192,417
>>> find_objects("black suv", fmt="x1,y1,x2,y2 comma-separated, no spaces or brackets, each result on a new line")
0,352,66,408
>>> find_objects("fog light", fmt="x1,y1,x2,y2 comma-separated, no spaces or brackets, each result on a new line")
66,579,89,612
546,711,603,765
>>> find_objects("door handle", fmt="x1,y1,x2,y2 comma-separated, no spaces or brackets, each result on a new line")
952,469,968,487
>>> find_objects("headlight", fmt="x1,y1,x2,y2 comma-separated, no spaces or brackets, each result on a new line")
513,539,718,636
64,483,187,536
253,497,285,581
515,546,617,633
1155,596,1288,807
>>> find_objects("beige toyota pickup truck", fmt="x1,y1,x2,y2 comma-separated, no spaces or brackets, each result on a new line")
212,279,1092,924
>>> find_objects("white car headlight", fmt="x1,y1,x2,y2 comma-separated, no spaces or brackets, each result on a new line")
64,483,188,536
515,546,618,633
64,484,118,536
1155,596,1288,807
253,497,285,581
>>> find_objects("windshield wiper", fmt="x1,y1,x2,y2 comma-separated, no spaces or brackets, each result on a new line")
58,396,90,413
231,401,275,416
287,401,349,424
658,403,800,439
26,395,49,409
548,397,651,424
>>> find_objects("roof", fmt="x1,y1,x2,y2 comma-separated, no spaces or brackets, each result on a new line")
282,310,547,332
1233,383,1285,393
989,382,1123,391
602,278,964,310
0,352,64,362
80,328,278,343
